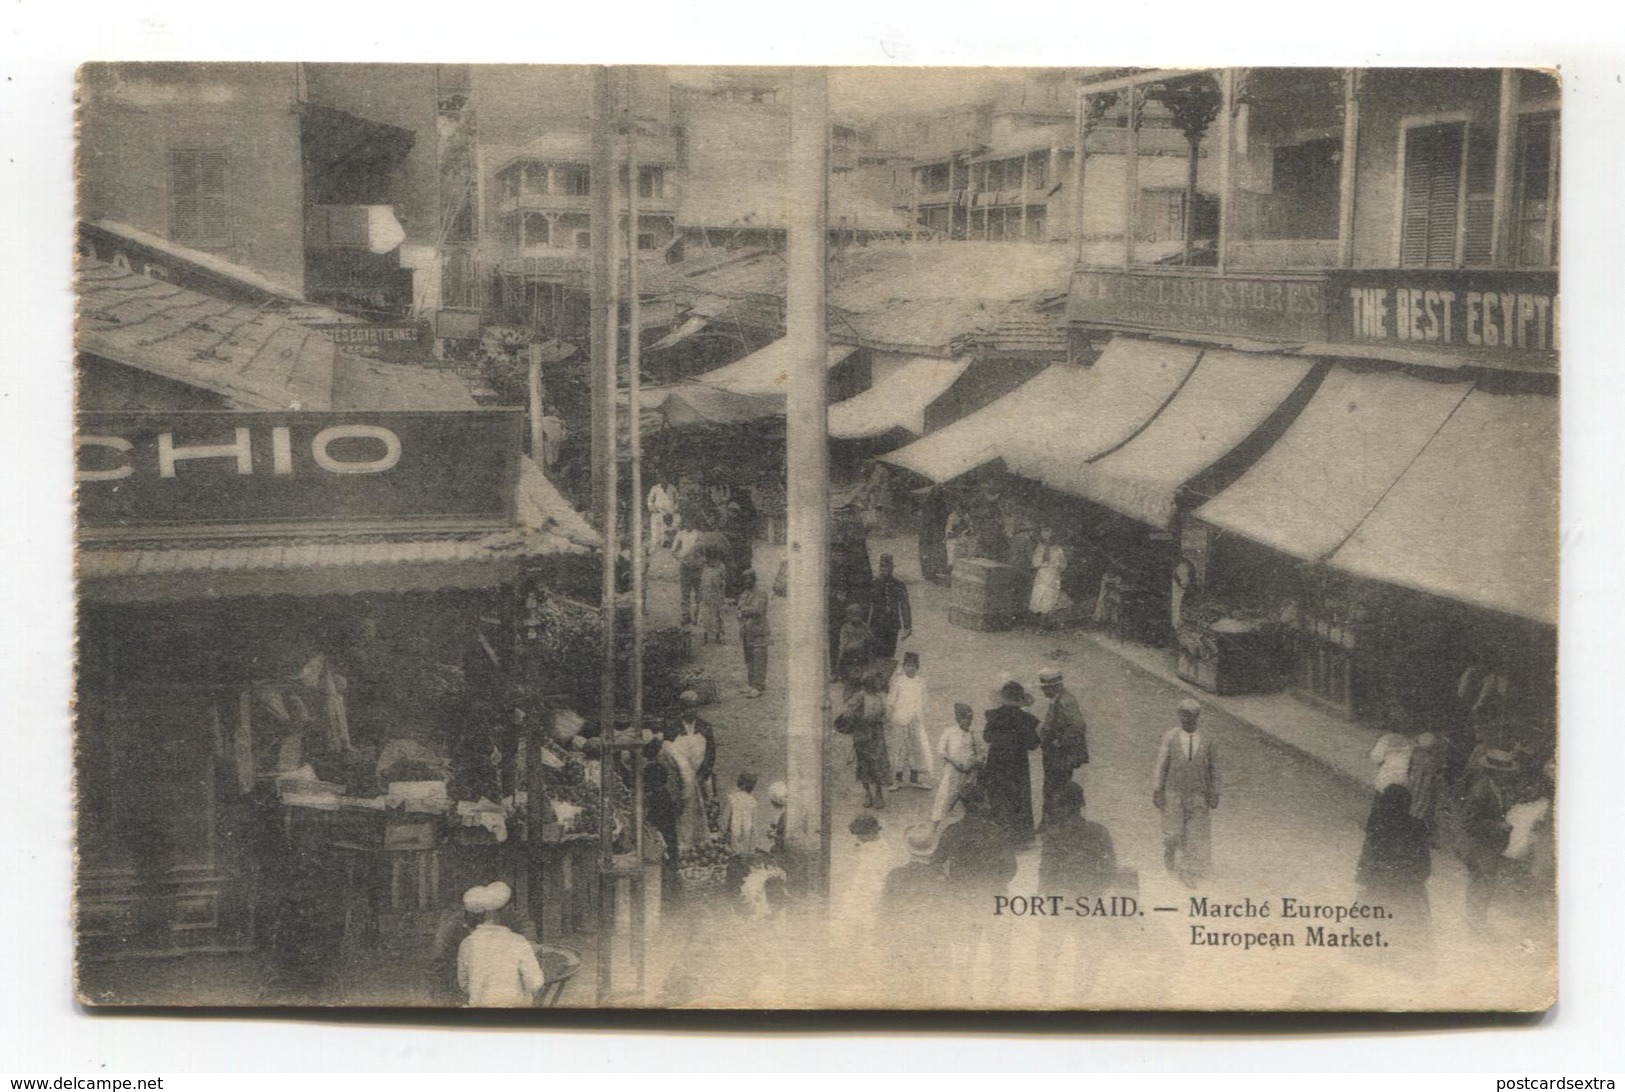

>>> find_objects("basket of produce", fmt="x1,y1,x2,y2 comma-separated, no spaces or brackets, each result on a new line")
675,841,731,894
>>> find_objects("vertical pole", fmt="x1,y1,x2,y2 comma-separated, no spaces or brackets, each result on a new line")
1491,67,1519,268
594,64,621,1005
590,67,614,517
1123,85,1140,271
528,344,545,461
1073,85,1087,263
1337,68,1361,269
1216,70,1235,276
625,72,648,998
786,67,831,899
1021,154,1030,241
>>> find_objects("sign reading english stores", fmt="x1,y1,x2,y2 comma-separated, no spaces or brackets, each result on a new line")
1067,271,1330,342
76,410,524,538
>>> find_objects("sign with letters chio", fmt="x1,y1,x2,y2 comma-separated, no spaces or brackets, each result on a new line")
1067,271,1331,342
1326,269,1559,359
76,410,523,537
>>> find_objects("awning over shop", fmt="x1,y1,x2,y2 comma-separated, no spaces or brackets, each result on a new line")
648,316,710,352
1328,390,1558,624
878,363,1096,484
80,457,596,603
829,356,972,440
998,337,1202,487
1194,368,1475,562
1063,351,1322,528
694,339,857,396
634,383,786,429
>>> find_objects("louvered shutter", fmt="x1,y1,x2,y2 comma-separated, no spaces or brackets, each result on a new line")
1461,126,1497,266
169,148,231,248
1400,124,1462,268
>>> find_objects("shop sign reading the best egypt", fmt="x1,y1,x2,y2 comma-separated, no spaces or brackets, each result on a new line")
1327,269,1559,359
75,410,524,538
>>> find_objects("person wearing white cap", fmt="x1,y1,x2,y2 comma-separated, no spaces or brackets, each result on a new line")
456,881,545,1007
1152,698,1219,887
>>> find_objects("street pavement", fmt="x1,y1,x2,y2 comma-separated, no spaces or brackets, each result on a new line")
628,534,1552,1010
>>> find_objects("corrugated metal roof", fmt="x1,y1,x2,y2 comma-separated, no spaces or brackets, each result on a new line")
78,257,336,411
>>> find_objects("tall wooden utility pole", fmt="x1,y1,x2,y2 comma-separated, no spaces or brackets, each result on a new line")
784,68,831,898
590,67,615,515
593,64,622,1003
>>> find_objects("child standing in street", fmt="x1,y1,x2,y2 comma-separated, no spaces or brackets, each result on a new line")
885,651,934,790
720,771,761,857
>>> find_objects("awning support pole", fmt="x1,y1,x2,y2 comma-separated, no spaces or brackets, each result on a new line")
625,69,648,998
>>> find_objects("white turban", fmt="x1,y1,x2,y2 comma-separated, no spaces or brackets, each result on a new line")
767,781,788,807
463,881,513,915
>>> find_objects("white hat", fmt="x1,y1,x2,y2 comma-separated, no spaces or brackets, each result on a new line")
1038,667,1064,685
767,781,787,807
463,881,513,915
1178,698,1203,717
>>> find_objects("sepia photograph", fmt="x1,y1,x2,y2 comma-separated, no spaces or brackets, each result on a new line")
71,62,1559,1012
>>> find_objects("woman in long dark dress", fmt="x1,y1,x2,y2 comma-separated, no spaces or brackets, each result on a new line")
1355,783,1433,939
982,679,1041,842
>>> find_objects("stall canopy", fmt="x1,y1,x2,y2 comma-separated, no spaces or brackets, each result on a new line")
693,339,857,396
1063,350,1323,528
633,383,785,430
1194,368,1475,562
79,455,597,604
1328,390,1558,624
648,315,710,352
998,337,1202,488
878,363,1095,484
829,356,973,440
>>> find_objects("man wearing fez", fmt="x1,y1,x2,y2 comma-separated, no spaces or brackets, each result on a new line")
868,553,913,661
1153,698,1219,887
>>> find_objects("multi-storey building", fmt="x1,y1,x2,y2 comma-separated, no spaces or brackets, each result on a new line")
78,63,445,322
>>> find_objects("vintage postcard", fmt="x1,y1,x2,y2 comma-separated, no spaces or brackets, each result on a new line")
73,63,1558,1010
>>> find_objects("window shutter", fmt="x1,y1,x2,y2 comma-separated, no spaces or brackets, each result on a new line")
1461,125,1497,266
169,148,230,248
1400,124,1463,268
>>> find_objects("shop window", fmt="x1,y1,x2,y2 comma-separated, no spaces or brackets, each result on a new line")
168,148,230,249
1399,121,1496,268
639,167,664,199
1138,187,1187,243
1028,155,1047,191
1515,113,1559,268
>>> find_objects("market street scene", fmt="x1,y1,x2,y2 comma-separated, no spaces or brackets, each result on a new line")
73,64,1558,1011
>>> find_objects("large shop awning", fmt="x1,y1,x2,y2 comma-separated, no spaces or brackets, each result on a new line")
877,363,1095,484
634,383,786,429
80,457,597,604
1063,350,1322,529
1328,390,1558,625
693,339,857,396
1194,368,1475,562
828,355,972,440
998,337,1202,488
